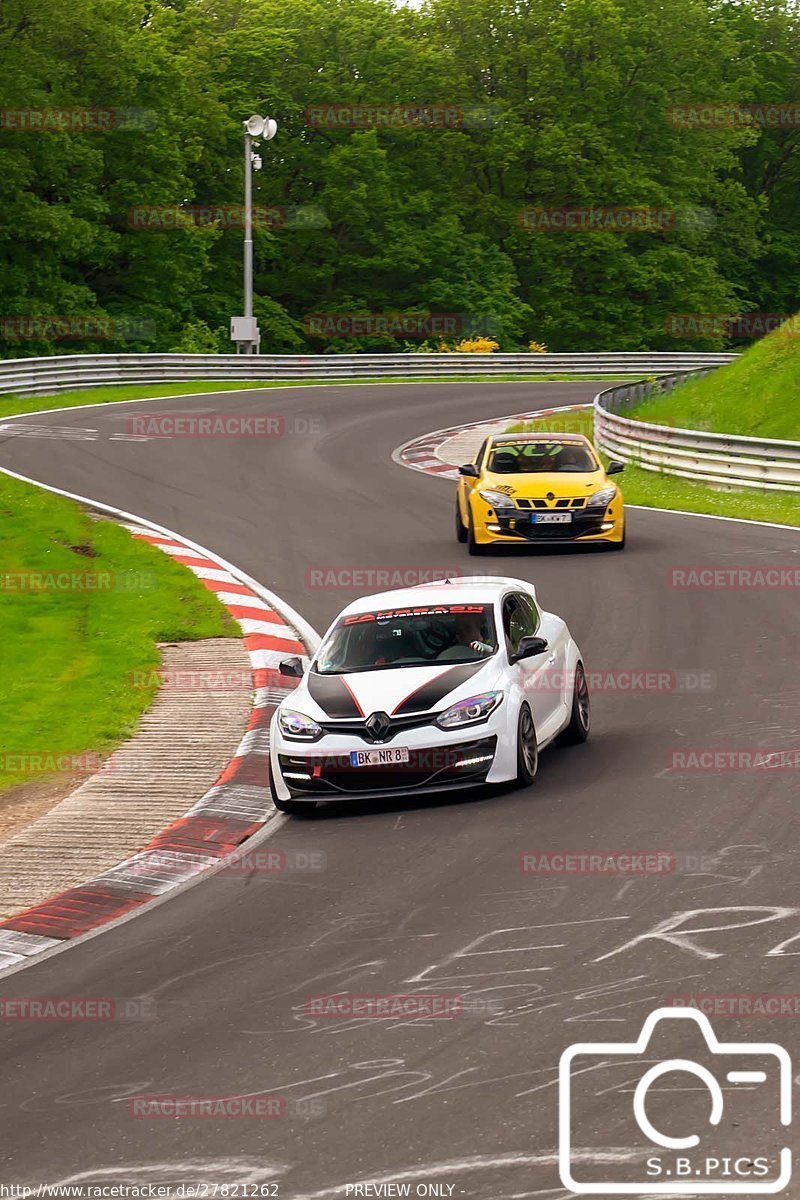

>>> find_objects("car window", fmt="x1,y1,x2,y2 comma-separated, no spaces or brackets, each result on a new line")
315,603,498,674
475,439,489,471
502,593,538,656
488,441,597,473
518,593,541,633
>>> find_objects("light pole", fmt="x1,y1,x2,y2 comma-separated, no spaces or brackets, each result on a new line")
230,113,277,355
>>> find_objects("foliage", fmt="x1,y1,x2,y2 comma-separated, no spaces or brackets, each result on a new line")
455,337,499,353
168,320,227,353
1,0,799,355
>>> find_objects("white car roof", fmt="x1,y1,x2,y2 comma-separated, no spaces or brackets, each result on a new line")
339,577,536,616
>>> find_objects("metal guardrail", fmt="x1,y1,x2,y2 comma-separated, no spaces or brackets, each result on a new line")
595,370,800,492
0,351,736,398
2,347,792,492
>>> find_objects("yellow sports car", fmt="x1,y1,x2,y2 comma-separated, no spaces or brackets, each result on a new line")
456,432,626,554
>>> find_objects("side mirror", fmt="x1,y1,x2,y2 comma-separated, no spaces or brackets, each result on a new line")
512,635,548,662
607,460,625,475
279,656,304,678
458,463,480,478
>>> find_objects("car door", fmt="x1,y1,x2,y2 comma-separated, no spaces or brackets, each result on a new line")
502,592,561,738
534,600,572,734
459,437,488,524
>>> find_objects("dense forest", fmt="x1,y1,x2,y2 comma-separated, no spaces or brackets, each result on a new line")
1,0,799,355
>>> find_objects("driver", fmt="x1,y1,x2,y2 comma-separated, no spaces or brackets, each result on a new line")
556,444,584,470
453,611,494,656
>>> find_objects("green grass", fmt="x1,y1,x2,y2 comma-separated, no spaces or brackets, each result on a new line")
507,409,800,527
627,323,800,440
0,473,239,792
0,374,631,422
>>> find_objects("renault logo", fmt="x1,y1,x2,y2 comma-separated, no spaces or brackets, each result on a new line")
366,711,391,741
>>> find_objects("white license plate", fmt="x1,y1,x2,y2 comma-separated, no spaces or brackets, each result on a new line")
532,512,572,524
350,747,410,767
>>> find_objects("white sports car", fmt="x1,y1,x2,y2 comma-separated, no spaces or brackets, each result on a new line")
269,577,590,813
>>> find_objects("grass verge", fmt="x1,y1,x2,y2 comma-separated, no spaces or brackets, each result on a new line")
0,472,239,792
627,324,800,440
507,409,800,527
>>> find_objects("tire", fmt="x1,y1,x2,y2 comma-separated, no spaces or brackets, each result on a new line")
515,705,539,786
467,511,489,556
455,499,467,543
557,662,591,745
269,760,317,815
609,521,626,550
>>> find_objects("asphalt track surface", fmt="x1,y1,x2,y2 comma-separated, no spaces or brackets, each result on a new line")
1,382,799,1198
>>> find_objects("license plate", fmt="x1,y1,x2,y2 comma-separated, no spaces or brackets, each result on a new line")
532,512,572,524
350,747,410,767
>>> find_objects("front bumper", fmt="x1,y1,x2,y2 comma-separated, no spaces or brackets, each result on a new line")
475,502,624,544
276,735,498,801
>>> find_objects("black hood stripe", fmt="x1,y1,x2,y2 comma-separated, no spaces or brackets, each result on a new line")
308,673,363,717
392,661,485,715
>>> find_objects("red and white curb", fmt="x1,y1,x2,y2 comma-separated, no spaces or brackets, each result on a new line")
392,405,592,479
0,503,319,974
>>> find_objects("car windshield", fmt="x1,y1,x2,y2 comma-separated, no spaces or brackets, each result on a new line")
488,441,597,473
314,603,497,674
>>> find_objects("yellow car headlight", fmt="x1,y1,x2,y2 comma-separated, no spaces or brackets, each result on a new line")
479,489,513,508
587,485,617,506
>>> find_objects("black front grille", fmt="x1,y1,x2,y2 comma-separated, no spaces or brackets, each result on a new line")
319,711,434,743
515,497,588,510
279,736,497,796
497,507,607,540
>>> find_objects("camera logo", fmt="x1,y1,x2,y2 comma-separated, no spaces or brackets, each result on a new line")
559,1007,792,1194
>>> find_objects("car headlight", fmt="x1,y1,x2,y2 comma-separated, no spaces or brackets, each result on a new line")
436,691,504,729
278,709,323,741
478,489,513,508
587,485,617,507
